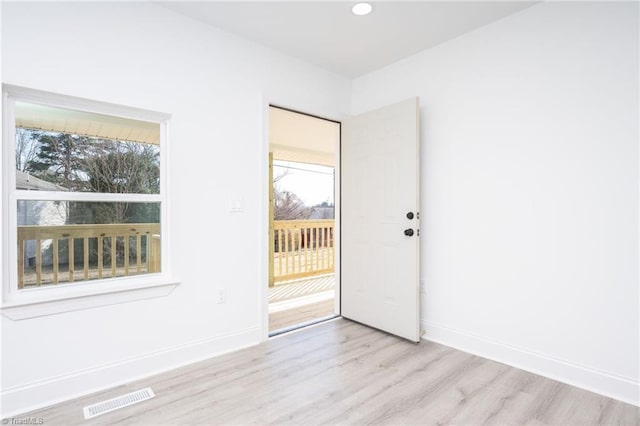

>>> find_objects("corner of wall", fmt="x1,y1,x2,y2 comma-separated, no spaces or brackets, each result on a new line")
422,320,640,407
1,327,261,417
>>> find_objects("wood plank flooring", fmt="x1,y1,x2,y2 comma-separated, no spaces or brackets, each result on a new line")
11,319,639,425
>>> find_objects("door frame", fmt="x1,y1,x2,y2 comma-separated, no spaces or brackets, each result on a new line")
259,96,342,341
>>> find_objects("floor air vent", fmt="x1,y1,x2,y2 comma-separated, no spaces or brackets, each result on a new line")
83,387,155,419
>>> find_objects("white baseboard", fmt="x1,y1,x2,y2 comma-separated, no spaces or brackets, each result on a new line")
1,326,261,417
4,322,637,418
421,320,639,407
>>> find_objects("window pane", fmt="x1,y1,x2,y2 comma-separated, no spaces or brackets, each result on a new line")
17,200,161,288
15,102,160,194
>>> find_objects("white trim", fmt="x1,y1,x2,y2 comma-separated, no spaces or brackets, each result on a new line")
333,121,341,317
2,91,13,309
2,85,174,310
259,91,270,342
1,280,178,320
261,98,343,337
422,320,640,407
159,119,171,282
3,84,170,123
12,191,162,202
0,326,261,418
3,269,175,307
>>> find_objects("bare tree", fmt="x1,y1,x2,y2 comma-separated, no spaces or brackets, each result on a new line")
274,189,313,220
84,141,159,194
273,168,289,184
82,140,160,224
15,128,41,172
272,168,314,219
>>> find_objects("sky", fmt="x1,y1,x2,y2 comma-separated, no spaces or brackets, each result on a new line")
273,160,334,207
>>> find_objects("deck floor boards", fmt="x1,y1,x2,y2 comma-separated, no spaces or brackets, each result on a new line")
269,298,335,332
268,274,336,332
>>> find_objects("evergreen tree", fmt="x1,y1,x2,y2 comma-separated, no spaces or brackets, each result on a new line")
25,131,160,225
28,133,89,191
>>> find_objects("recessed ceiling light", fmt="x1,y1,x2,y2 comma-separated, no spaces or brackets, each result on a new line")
352,3,373,16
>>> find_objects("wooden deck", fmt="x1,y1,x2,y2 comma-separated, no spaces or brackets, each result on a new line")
18,223,160,288
271,220,335,283
268,274,335,333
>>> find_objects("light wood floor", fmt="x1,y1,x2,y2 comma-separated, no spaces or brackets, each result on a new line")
13,319,639,425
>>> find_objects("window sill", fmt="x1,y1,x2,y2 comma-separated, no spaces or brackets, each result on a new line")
0,279,179,320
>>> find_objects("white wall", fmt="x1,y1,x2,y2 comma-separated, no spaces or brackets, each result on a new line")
353,2,639,405
0,2,350,416
2,0,638,416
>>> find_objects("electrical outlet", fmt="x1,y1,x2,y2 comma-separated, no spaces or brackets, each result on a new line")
216,288,227,304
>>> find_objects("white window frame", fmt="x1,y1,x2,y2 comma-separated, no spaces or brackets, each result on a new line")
1,85,177,318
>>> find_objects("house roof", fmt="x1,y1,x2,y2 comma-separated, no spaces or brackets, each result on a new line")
16,170,68,192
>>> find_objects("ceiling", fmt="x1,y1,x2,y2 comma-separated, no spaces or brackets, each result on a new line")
160,1,536,77
269,106,339,166
15,102,160,145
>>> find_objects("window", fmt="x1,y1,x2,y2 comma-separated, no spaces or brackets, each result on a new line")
3,85,172,309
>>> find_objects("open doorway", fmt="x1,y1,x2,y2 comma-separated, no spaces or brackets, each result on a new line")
268,106,340,335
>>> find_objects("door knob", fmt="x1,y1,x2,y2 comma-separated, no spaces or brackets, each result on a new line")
406,212,414,219
404,228,414,237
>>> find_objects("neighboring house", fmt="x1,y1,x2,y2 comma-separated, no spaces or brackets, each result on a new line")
309,206,334,219
16,170,69,266
15,170,68,192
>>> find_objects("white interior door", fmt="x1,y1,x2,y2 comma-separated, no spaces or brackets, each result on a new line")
341,97,420,342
